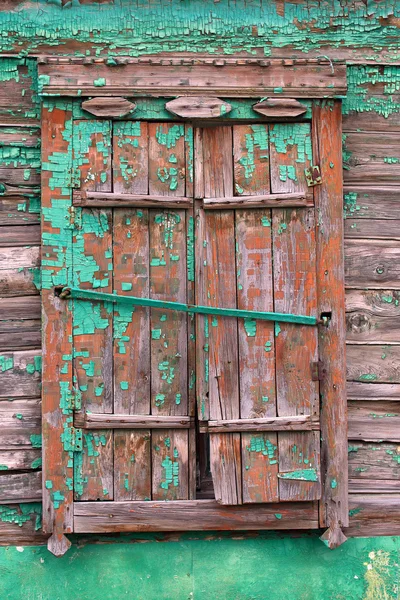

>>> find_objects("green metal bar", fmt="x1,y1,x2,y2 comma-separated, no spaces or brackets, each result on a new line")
60,287,317,326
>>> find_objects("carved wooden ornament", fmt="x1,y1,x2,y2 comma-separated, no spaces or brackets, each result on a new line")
165,96,232,119
81,97,136,118
253,98,307,117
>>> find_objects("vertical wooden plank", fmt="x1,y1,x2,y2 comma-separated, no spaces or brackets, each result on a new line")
233,124,278,503
148,123,189,500
41,101,73,556
112,121,151,501
313,100,348,545
72,120,113,501
269,123,320,502
202,126,242,505
185,124,197,499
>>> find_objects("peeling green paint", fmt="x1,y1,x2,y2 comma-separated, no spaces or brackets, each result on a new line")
278,469,318,482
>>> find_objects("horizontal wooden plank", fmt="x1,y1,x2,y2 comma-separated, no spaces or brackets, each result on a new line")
346,345,400,384
348,441,400,480
0,196,40,226
344,186,400,220
343,132,400,186
346,289,400,343
0,268,40,297
0,503,46,546
343,106,400,133
0,397,41,451
349,479,400,493
0,351,41,398
346,382,400,400
73,191,193,208
0,319,41,352
202,192,313,209
345,219,400,240
0,449,41,471
0,246,40,271
74,500,319,533
38,59,346,98
0,225,40,247
201,416,318,433
0,168,40,187
78,414,193,429
0,128,40,148
0,471,41,504
0,296,40,321
348,400,400,441
345,239,400,289
346,495,400,537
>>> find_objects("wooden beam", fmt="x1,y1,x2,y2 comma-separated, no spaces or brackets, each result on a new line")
312,100,349,543
200,416,319,433
74,500,319,533
73,190,193,208
37,58,346,98
202,192,313,209
76,414,193,430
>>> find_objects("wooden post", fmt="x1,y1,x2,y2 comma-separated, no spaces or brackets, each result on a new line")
41,102,74,556
312,100,349,548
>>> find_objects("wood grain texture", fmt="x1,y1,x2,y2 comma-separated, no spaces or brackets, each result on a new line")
343,132,400,186
346,495,400,537
74,499,319,533
0,471,41,503
345,239,400,289
347,344,400,383
313,100,348,534
253,98,307,118
348,442,400,481
346,289,400,343
82,97,136,118
165,97,232,119
348,400,400,442
0,397,41,451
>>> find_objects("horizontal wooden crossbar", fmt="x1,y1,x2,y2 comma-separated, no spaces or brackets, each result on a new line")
199,415,319,433
59,287,317,326
75,414,193,429
73,500,319,533
202,192,313,209
73,190,193,208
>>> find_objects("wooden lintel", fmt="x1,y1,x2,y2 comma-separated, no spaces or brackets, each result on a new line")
202,192,313,210
73,190,193,208
199,416,319,433
74,500,319,533
76,414,193,429
37,59,346,98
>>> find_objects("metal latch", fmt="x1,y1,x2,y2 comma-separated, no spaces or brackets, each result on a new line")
305,165,322,187
65,387,82,411
311,361,326,382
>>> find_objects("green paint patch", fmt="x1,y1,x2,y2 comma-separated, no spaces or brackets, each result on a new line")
93,77,106,87
244,318,256,337
0,503,41,531
30,434,42,449
120,381,129,390
359,373,378,382
278,469,318,482
247,436,277,464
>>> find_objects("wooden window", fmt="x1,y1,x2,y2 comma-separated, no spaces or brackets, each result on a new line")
42,100,347,556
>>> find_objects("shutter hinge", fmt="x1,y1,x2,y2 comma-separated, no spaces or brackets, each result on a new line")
62,425,83,452
311,360,326,382
65,387,82,411
305,165,322,187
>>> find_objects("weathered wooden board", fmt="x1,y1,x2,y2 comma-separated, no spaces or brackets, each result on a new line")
347,382,400,400
343,132,400,186
0,196,40,226
0,60,39,127
0,504,46,546
345,240,400,288
346,495,400,537
38,59,346,98
74,500,319,533
0,292,41,350
348,401,400,442
0,449,41,471
0,398,41,451
0,350,41,398
344,186,400,221
346,290,400,343
348,442,400,481
0,268,39,297
347,345,400,383
0,471,41,504
0,225,40,247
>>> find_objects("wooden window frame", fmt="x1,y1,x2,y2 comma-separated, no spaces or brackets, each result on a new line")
41,57,347,556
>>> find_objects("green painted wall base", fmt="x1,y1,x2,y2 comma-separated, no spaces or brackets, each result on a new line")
0,533,397,599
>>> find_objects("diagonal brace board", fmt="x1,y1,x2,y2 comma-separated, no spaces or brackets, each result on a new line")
58,287,317,326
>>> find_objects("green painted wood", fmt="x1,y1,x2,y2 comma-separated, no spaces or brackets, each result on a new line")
62,287,317,326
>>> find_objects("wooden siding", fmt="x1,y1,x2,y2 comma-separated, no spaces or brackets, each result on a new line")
0,5,399,542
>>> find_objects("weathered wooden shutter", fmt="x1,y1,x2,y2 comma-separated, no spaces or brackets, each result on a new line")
195,123,320,505
70,121,196,503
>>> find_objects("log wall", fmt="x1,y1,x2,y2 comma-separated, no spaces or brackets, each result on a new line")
1,0,400,543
